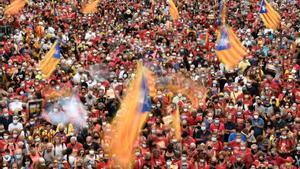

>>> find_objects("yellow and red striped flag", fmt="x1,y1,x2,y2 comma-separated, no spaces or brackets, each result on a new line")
109,63,153,168
39,42,61,78
215,25,247,69
4,0,28,16
168,0,179,22
259,0,281,30
81,0,100,14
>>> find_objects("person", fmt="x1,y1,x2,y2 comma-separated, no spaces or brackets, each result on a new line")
193,122,211,144
251,112,265,137
67,136,83,152
53,136,66,161
43,143,55,166
8,115,23,133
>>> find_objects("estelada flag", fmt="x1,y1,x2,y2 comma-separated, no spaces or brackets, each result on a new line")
216,0,227,25
215,25,247,69
109,63,152,168
259,0,281,30
39,42,61,78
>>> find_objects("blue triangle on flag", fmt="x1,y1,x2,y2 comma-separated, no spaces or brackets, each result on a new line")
259,0,268,14
216,27,230,51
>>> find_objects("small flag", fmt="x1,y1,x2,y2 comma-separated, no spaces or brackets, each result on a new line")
216,0,226,25
168,0,179,22
173,106,181,140
109,64,152,168
4,0,28,15
81,0,100,14
215,26,247,69
259,0,281,30
39,42,61,78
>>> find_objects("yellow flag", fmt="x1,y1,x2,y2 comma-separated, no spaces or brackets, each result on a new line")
215,25,248,69
259,0,281,30
4,0,28,16
81,0,100,14
173,106,181,140
168,0,179,22
39,42,61,78
109,63,153,167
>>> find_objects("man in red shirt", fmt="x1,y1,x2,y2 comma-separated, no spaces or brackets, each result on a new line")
151,149,165,168
67,136,83,152
133,150,144,169
210,118,225,136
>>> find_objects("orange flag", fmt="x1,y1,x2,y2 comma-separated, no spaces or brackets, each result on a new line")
39,42,61,78
215,25,248,69
173,106,181,140
81,0,100,14
109,63,153,168
259,0,281,30
4,0,28,16
205,29,210,50
168,0,179,22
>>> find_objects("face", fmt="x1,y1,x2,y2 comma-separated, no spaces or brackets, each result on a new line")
12,163,18,169
47,145,53,152
71,138,76,144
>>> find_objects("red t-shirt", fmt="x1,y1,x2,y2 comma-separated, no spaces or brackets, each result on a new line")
210,123,225,133
67,142,83,151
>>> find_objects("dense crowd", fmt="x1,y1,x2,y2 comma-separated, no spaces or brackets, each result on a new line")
0,0,300,168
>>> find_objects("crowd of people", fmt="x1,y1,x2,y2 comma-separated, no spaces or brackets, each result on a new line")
0,0,300,168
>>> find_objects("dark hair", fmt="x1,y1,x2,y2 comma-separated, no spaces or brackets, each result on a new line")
64,148,73,155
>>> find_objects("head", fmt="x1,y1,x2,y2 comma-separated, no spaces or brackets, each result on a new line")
253,112,259,119
54,136,61,144
70,136,77,145
12,116,19,124
14,149,23,160
214,118,220,126
46,143,53,152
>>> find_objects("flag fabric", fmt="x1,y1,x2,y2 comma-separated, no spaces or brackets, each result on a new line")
216,0,226,25
109,64,152,168
35,25,44,38
173,106,181,140
144,68,156,97
39,42,61,78
205,29,210,50
215,26,247,69
168,0,179,22
259,0,281,30
81,0,100,14
42,82,73,100
4,0,28,15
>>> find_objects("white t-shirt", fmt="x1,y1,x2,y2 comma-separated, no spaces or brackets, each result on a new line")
54,143,66,160
8,122,23,132
63,155,76,167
